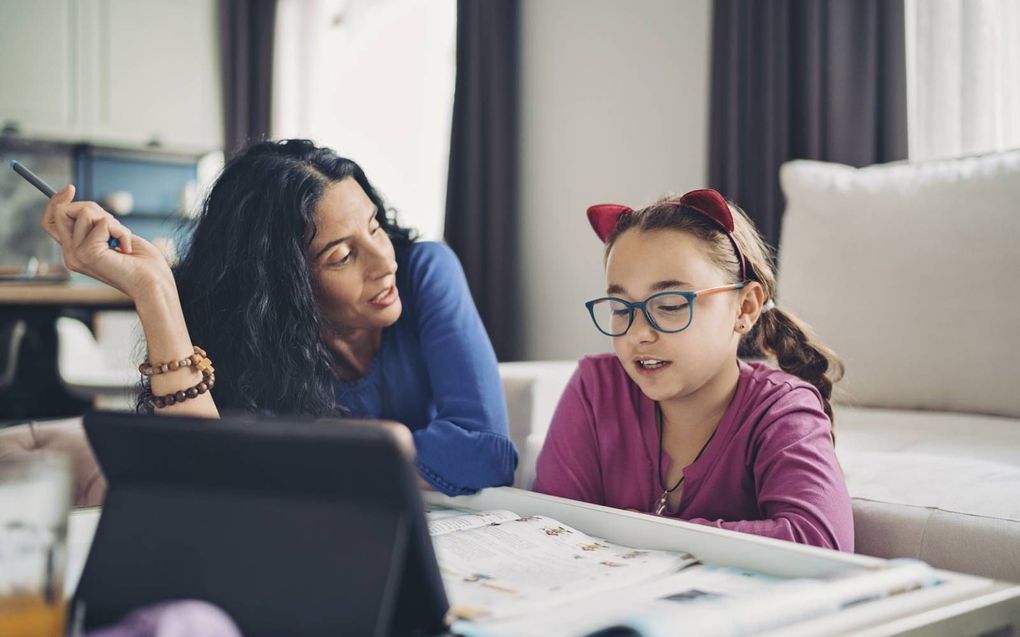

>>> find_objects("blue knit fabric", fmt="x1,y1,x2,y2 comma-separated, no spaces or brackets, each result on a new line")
332,241,517,495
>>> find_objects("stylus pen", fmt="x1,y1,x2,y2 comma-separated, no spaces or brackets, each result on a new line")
10,160,120,250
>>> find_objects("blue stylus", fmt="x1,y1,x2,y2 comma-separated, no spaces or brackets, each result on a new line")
10,160,120,250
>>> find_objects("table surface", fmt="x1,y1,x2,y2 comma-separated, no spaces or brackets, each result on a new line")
0,282,131,307
66,498,1020,637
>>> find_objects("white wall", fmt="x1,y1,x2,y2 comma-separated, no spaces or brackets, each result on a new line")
518,0,713,361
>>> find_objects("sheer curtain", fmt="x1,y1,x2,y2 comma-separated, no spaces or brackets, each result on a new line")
272,0,456,240
906,0,1020,160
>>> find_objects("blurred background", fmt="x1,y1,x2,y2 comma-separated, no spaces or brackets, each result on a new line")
1,0,1018,419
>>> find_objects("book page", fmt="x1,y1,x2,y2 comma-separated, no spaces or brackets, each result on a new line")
452,564,779,637
433,514,697,621
614,560,936,637
455,560,936,637
427,509,522,537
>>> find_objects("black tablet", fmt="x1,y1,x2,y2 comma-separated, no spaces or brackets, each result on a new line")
75,411,449,637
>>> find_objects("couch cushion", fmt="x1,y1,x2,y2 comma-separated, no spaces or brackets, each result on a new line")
837,406,1020,581
843,450,1020,525
777,150,1020,418
836,406,1020,525
835,406,1020,466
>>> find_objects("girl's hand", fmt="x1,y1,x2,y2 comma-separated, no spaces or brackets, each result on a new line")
41,185,175,298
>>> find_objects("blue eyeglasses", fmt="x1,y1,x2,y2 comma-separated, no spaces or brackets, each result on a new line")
585,283,745,336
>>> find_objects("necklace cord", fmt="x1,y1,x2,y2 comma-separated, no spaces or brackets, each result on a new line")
655,404,718,495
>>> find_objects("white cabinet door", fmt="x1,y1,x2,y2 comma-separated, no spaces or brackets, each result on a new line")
0,0,81,139
81,0,222,151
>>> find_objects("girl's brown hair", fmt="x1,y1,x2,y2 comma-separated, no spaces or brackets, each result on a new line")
605,198,844,429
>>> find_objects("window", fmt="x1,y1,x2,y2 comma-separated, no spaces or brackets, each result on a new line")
906,0,1020,160
274,0,457,240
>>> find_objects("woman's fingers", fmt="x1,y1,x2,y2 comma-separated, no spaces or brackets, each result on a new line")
108,219,133,254
59,201,130,251
39,202,59,241
69,206,96,247
45,187,130,255
51,203,78,250
42,186,139,284
41,184,75,241
50,201,95,247
39,217,59,242
42,184,75,219
81,217,116,262
64,203,106,257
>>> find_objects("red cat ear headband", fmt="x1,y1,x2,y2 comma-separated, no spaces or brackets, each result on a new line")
586,188,748,281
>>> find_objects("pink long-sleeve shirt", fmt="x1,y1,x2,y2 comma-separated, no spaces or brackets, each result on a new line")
532,355,854,551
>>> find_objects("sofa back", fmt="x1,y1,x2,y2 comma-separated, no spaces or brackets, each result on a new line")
777,150,1020,418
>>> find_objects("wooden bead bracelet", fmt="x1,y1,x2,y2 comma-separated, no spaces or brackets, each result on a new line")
139,345,216,409
146,369,216,409
139,346,209,376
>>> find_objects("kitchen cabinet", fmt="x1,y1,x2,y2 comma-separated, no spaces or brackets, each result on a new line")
79,0,223,150
0,0,80,139
0,0,222,153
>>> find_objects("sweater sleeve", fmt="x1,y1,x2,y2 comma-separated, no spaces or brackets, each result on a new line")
686,387,855,551
532,362,605,504
406,243,517,495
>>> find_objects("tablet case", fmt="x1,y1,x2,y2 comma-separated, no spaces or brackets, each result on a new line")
75,411,449,637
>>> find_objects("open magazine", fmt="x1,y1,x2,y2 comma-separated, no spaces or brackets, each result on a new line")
426,507,938,637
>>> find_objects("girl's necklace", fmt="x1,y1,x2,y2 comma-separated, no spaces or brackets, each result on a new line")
654,404,717,516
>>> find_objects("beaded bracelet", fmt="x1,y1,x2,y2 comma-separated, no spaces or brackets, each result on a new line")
145,369,216,409
139,346,209,376
139,345,215,409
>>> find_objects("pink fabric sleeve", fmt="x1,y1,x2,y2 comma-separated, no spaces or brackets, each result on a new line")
531,365,605,504
687,387,854,552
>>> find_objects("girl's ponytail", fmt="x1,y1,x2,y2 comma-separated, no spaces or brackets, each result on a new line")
754,308,844,430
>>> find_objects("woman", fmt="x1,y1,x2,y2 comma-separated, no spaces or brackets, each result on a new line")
42,139,516,495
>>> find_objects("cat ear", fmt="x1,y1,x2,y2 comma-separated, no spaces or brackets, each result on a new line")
586,204,633,243
671,188,747,281
675,189,734,232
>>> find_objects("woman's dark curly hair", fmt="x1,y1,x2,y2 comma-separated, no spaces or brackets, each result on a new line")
142,139,415,416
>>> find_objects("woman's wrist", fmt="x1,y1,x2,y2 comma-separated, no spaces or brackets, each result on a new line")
130,274,219,418
133,270,178,307
133,277,195,363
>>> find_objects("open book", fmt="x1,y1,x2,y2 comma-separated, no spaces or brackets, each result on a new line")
427,507,938,637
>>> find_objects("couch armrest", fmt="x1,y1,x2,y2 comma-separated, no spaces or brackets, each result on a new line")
499,361,577,488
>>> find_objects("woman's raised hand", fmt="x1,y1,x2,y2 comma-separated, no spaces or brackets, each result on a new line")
41,184,175,298
41,185,218,418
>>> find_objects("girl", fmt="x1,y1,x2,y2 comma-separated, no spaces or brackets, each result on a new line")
533,189,852,551
41,139,516,496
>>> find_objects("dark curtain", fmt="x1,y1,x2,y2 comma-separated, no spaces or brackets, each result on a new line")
444,0,520,361
709,0,907,249
219,0,277,157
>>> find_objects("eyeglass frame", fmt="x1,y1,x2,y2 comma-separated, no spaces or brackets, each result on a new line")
584,282,746,337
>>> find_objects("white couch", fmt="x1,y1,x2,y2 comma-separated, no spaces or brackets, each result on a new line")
499,149,1020,583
